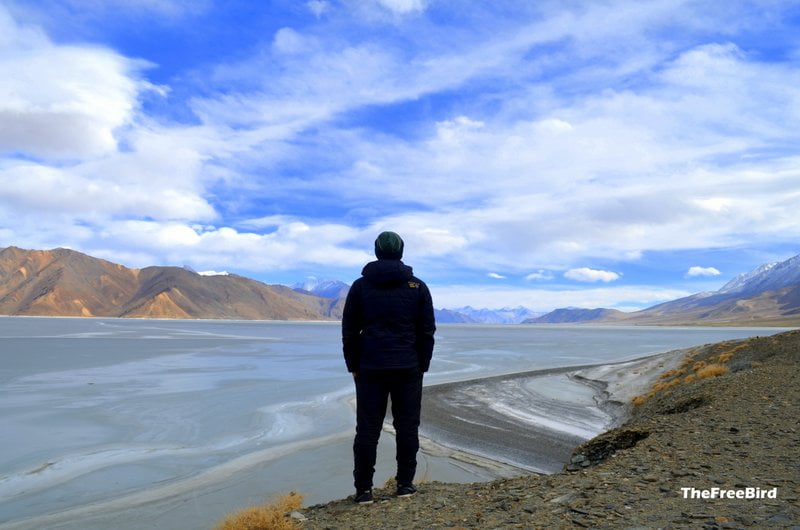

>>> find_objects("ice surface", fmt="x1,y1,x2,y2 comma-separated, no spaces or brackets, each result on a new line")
0,317,785,529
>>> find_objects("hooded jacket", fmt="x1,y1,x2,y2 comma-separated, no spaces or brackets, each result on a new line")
342,259,435,373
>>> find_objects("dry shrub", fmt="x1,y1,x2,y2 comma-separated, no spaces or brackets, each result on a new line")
632,395,649,407
683,374,696,384
692,361,707,372
663,379,680,390
696,363,729,380
659,368,686,379
215,492,303,530
718,352,734,363
716,343,748,363
651,381,666,393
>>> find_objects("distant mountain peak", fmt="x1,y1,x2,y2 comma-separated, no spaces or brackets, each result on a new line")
448,306,543,324
292,278,350,299
719,262,778,293
718,254,799,295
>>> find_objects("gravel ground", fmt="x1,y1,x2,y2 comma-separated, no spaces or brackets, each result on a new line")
298,330,800,529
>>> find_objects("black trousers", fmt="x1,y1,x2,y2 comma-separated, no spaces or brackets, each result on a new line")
353,368,423,491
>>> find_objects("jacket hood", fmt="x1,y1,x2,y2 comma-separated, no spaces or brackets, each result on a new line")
361,259,413,286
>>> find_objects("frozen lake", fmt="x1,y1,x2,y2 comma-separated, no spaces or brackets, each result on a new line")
0,317,788,529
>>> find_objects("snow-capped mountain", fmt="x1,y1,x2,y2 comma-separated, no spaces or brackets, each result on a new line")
451,306,544,324
719,255,800,295
528,253,800,326
292,278,350,299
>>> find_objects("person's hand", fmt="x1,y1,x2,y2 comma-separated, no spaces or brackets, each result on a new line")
351,372,359,378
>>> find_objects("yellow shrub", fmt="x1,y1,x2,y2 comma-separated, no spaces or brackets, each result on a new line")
684,374,696,384
632,395,649,407
696,364,729,380
692,361,707,372
651,381,667,393
716,343,748,363
663,379,680,390
215,492,303,530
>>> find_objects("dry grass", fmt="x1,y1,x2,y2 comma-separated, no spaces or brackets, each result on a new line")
696,363,729,379
632,344,739,406
715,342,749,363
692,360,707,372
215,492,303,530
659,368,686,379
717,351,734,363
651,379,681,393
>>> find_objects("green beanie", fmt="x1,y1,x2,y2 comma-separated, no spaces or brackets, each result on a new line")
374,231,404,260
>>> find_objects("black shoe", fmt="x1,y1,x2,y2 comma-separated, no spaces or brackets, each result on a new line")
354,489,374,504
396,484,417,497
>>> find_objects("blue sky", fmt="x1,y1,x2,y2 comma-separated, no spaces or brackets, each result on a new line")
1,0,799,311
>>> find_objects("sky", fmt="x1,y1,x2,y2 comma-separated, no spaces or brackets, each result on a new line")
1,0,799,312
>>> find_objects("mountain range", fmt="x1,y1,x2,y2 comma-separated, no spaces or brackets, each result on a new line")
2,246,798,326
0,246,342,320
436,306,544,324
526,254,800,326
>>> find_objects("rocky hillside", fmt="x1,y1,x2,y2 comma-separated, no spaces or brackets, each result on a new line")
0,246,341,320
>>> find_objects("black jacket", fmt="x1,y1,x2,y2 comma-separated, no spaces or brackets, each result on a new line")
342,259,435,373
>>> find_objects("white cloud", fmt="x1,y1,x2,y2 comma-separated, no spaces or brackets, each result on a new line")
526,270,554,281
90,219,370,272
487,272,506,279
374,0,427,15
0,152,216,222
687,266,721,277
273,27,311,55
307,1,330,18
564,268,621,283
0,8,156,159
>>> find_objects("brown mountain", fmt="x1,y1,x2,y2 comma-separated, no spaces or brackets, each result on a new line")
525,307,628,324
526,254,800,326
612,284,800,326
0,246,342,320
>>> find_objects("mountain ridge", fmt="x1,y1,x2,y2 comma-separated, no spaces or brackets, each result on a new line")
526,254,800,326
0,246,341,320
3,246,798,325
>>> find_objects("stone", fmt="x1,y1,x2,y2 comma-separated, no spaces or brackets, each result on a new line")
289,511,308,522
549,491,576,505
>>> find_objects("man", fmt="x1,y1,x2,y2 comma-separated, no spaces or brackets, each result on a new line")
342,231,436,504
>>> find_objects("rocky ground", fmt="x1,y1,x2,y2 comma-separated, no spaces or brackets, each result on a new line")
298,330,800,529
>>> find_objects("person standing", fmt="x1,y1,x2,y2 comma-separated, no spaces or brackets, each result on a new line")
342,231,436,504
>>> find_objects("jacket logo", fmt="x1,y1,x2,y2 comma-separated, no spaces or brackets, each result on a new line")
408,281,420,288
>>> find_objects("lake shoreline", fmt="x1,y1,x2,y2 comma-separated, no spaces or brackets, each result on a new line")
301,330,800,529
418,348,686,474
